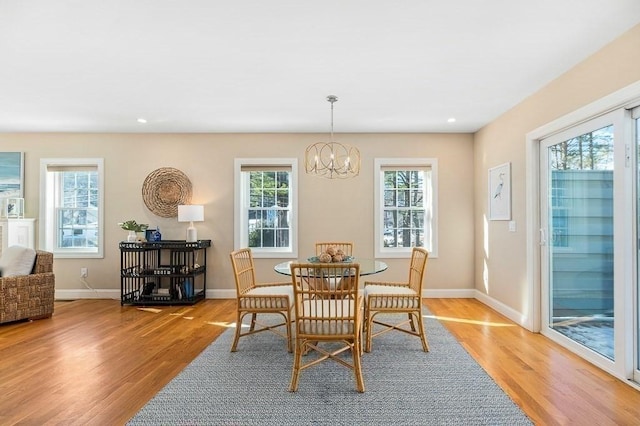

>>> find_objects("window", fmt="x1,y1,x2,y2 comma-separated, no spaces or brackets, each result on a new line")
234,158,298,258
39,158,104,258
374,158,438,258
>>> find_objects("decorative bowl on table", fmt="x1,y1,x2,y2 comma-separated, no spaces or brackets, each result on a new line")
307,255,354,263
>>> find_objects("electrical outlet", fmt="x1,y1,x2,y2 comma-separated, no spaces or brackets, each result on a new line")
80,267,88,278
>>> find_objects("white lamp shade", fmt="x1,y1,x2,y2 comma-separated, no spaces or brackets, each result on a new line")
178,205,204,242
178,205,204,222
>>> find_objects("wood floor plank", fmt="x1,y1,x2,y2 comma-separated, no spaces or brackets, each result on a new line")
0,298,639,425
425,298,640,426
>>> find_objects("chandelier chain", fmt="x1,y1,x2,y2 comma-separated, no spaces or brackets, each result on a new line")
328,95,337,141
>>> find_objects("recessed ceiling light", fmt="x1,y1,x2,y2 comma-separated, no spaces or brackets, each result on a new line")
137,118,147,124
447,117,456,123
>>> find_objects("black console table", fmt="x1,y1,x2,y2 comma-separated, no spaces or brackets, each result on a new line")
119,240,211,306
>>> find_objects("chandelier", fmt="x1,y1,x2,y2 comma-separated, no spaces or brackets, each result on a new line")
305,95,361,179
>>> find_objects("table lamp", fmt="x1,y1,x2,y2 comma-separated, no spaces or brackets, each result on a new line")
178,205,204,242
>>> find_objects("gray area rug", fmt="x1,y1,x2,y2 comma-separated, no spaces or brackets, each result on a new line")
128,310,532,425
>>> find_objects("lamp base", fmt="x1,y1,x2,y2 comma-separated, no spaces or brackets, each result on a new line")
186,224,197,242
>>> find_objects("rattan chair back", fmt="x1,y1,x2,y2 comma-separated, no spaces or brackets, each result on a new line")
408,247,428,293
230,247,257,295
229,248,293,352
289,262,365,392
314,242,354,257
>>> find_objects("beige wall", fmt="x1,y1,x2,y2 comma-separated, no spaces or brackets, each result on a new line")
7,23,638,314
474,23,640,315
2,132,474,296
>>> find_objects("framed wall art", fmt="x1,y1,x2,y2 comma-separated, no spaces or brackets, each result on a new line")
0,152,24,199
488,162,511,221
3,197,24,218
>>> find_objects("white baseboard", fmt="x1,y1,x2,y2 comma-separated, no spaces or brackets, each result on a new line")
473,290,532,330
56,289,237,301
56,289,121,300
423,288,476,298
55,287,531,332
207,289,236,299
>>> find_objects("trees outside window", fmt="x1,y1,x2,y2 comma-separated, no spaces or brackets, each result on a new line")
375,158,438,258
40,158,104,258
234,158,298,258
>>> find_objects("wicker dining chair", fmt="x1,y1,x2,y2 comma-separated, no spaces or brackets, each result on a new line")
229,248,294,352
363,247,429,352
289,262,365,392
315,242,354,257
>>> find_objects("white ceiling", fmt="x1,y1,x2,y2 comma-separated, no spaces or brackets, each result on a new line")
1,0,639,134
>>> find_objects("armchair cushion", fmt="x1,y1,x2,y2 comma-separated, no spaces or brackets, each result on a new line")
0,246,37,277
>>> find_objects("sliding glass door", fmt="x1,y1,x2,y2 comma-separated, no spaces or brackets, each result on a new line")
541,116,615,359
539,107,640,381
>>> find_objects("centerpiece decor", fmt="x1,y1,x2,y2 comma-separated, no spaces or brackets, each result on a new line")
310,246,353,263
119,220,149,242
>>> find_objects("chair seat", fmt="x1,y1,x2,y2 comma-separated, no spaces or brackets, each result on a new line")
364,247,429,353
240,285,293,309
364,285,419,309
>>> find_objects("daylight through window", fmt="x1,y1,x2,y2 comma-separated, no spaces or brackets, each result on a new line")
234,159,298,258
375,158,438,258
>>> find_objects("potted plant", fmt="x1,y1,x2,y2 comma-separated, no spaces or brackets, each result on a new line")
119,220,149,242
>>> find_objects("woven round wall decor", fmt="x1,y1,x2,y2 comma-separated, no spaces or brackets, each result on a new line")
141,167,193,218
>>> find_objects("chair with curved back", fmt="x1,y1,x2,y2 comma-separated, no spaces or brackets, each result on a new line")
229,248,294,352
363,247,429,352
315,242,354,257
289,262,365,392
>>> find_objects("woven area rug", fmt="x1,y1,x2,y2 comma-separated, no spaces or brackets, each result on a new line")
128,310,532,425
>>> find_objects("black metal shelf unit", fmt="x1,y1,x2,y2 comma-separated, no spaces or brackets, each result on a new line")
119,239,211,306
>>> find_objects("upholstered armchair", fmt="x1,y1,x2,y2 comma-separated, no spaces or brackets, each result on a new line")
0,250,55,324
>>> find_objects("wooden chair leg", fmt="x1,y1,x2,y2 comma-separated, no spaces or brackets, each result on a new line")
416,311,429,352
353,339,365,392
289,339,304,392
231,311,244,352
365,308,373,353
249,313,257,331
409,313,416,332
285,312,293,353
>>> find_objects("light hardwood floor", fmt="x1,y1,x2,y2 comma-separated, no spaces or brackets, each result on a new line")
0,298,639,425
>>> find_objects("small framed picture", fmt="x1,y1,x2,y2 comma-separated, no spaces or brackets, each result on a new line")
3,197,24,218
488,162,511,221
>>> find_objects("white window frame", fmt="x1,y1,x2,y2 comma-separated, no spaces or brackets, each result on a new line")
374,157,438,258
39,158,104,258
234,158,298,258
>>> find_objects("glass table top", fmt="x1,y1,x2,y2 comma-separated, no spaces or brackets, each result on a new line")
274,258,388,276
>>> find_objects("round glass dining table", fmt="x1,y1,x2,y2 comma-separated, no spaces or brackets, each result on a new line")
274,258,388,276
